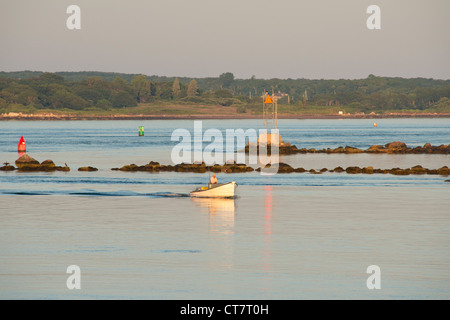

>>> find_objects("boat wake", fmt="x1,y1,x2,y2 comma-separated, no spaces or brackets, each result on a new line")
0,189,190,198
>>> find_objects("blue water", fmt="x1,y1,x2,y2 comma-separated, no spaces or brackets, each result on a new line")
1,118,449,152
0,119,449,299
0,119,449,195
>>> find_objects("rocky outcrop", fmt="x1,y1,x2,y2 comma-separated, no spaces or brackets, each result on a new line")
114,161,255,174
244,142,300,155
15,154,40,169
12,154,69,171
0,165,15,171
244,141,450,154
78,166,98,172
112,160,449,176
366,143,450,154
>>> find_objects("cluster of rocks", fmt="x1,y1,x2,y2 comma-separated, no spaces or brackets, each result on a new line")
0,154,70,172
110,160,449,176
256,163,450,176
245,141,450,155
112,161,255,173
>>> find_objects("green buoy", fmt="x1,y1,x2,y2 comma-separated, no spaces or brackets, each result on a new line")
138,126,144,136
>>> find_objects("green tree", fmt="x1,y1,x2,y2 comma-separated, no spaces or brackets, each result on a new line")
187,80,199,97
113,76,129,91
50,89,88,110
96,99,112,110
172,78,181,99
111,91,137,108
219,72,234,89
131,75,148,103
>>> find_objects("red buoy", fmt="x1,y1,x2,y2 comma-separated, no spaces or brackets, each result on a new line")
18,136,26,152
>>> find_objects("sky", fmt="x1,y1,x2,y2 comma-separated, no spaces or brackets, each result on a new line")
0,0,449,80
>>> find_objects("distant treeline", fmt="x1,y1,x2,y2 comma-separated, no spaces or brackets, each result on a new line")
0,71,449,113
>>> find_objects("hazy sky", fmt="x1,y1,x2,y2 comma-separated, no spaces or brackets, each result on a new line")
1,0,449,79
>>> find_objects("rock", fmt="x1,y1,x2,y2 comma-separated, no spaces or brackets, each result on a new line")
210,164,223,173
276,163,295,173
78,166,98,172
39,160,56,171
385,141,407,149
410,165,427,174
41,160,55,167
362,166,374,174
423,143,432,148
384,141,408,153
294,167,306,173
55,166,70,172
389,168,411,175
344,146,364,153
437,166,449,175
119,164,139,171
244,143,299,155
333,166,345,172
320,168,328,172
346,166,362,174
333,147,346,153
15,154,40,169
365,145,387,153
0,165,15,171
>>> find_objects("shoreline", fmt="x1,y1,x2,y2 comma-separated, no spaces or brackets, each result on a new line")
1,112,450,121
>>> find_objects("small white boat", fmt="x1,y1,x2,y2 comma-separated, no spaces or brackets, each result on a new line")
190,181,238,198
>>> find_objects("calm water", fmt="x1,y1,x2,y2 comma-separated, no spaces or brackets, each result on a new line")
0,119,449,299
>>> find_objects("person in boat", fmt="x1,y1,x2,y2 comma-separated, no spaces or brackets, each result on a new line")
209,174,218,187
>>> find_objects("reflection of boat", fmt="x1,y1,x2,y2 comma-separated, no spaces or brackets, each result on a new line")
191,197,236,235
190,181,237,198
190,197,236,214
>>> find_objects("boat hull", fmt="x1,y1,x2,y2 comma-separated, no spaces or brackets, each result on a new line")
190,182,237,198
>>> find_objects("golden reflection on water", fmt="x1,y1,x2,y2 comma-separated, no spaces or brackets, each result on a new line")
190,197,236,235
191,197,236,272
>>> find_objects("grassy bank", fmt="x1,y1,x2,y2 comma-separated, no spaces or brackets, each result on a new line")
1,100,449,119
